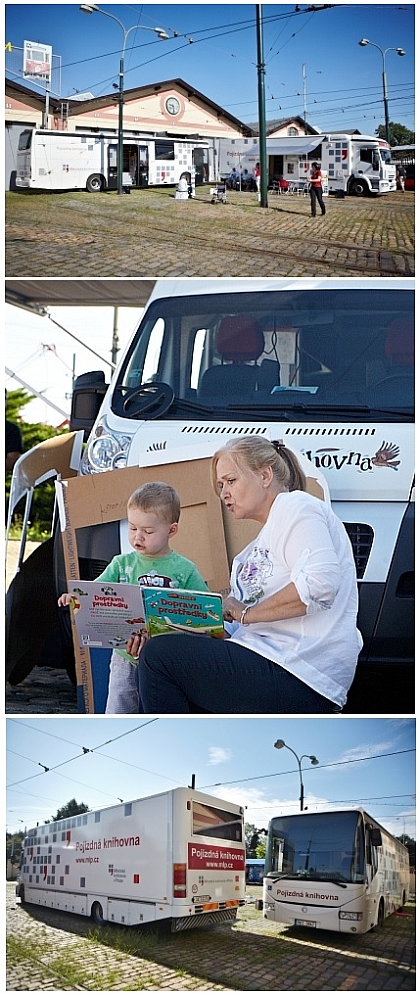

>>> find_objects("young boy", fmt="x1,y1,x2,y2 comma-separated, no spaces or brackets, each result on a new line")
58,482,207,713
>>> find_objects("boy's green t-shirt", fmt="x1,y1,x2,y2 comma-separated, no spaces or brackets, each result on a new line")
97,549,208,592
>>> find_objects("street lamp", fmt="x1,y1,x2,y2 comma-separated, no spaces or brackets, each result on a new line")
274,739,319,811
80,4,169,195
358,38,405,145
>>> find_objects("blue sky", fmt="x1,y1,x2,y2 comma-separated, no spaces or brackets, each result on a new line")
6,717,415,839
6,303,144,425
5,3,414,135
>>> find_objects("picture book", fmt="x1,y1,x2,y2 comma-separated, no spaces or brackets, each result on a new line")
68,581,225,656
67,580,147,652
140,586,225,639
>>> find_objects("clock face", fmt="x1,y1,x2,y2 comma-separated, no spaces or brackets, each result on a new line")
165,96,180,116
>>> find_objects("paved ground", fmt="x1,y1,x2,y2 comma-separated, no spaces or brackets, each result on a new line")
5,187,414,278
6,883,415,991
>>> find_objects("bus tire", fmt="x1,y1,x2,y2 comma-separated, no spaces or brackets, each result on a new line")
349,179,369,197
86,173,104,193
17,883,26,903
91,900,105,925
376,899,385,928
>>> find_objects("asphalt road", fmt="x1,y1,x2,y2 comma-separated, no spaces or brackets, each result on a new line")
5,187,414,278
6,883,416,991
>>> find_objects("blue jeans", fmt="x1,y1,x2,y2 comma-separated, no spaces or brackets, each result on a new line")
136,635,340,713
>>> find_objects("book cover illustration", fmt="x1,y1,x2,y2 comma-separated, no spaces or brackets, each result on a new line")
68,580,147,651
140,587,225,639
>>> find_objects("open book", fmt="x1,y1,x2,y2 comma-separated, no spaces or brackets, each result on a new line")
68,580,225,654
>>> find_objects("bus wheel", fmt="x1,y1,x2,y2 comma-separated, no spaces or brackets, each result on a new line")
376,899,385,928
86,173,104,193
91,901,105,925
349,179,368,197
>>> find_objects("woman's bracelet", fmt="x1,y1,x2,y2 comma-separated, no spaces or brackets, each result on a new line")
240,605,251,626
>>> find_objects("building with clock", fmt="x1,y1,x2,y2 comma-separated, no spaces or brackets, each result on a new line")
5,76,253,189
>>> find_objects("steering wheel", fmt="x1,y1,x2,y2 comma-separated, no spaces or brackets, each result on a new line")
121,382,175,419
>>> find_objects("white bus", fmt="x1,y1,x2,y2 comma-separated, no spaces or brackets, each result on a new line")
263,807,410,934
15,128,211,192
16,787,246,930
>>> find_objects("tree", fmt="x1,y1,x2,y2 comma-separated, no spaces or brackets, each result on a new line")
6,388,67,533
396,834,416,868
376,122,415,147
6,830,25,865
52,799,90,822
245,822,268,857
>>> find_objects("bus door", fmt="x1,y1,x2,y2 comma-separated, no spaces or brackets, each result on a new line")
121,144,149,187
107,143,118,189
364,823,381,926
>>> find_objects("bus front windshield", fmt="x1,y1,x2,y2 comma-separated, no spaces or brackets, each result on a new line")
266,811,365,884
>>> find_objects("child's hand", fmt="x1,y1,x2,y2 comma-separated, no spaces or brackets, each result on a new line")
58,592,71,607
126,632,148,658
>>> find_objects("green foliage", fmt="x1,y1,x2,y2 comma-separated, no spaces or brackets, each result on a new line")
52,799,90,822
255,840,267,859
6,831,25,864
396,834,416,867
6,388,68,535
245,822,267,857
376,122,415,146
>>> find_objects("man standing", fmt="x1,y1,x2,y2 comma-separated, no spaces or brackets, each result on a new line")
397,164,406,191
308,161,326,217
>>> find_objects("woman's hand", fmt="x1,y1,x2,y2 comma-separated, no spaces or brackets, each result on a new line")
125,631,148,659
57,592,71,607
222,595,244,624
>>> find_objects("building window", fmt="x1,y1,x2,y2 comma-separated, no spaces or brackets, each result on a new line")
288,127,298,137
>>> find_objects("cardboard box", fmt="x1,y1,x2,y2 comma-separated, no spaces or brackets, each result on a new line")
56,454,326,713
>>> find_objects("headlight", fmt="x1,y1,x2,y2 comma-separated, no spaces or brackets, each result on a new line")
339,911,363,921
81,420,132,474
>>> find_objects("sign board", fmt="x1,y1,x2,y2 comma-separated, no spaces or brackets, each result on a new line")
23,40,52,81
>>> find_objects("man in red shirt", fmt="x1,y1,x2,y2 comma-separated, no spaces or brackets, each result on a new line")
308,161,326,217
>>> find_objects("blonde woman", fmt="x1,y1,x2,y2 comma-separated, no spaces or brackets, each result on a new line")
133,437,362,713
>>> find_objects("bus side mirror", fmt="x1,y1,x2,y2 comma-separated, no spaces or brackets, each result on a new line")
70,371,108,441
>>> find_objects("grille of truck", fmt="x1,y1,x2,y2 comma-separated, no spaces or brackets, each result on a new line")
343,522,374,579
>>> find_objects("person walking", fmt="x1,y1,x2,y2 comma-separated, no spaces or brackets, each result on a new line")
308,161,326,217
254,161,261,199
397,164,406,191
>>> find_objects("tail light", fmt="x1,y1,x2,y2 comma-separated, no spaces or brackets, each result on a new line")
173,863,186,898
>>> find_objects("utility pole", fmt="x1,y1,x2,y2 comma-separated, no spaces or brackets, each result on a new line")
256,5,268,208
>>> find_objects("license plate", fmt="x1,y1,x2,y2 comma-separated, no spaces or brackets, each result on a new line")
294,918,317,927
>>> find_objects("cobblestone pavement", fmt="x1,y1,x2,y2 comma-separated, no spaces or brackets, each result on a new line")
6,884,415,991
5,188,414,278
6,665,78,713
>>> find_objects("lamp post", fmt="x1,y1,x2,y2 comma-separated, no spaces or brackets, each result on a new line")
80,4,169,194
358,39,405,145
274,739,319,811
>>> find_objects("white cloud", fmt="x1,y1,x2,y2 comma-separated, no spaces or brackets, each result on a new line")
208,785,333,828
207,746,232,766
335,741,395,764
